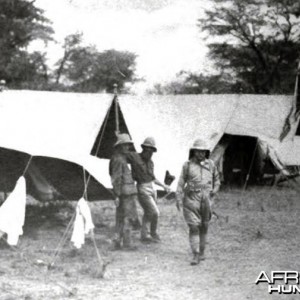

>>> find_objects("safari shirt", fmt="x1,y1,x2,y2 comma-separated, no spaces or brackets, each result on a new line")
126,152,156,184
109,153,137,197
176,158,220,200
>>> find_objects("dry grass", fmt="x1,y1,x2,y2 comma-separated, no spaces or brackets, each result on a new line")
0,180,299,300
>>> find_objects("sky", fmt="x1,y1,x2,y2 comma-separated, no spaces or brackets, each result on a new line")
33,0,213,91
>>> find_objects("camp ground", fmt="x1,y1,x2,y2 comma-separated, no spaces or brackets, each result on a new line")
0,90,299,202
0,90,299,299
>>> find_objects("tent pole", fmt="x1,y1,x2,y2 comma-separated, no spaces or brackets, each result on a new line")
114,83,120,134
83,168,88,200
294,59,300,120
80,95,114,199
242,139,259,191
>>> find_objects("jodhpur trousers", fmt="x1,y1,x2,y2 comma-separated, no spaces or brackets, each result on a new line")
137,182,159,238
115,194,138,246
183,190,212,254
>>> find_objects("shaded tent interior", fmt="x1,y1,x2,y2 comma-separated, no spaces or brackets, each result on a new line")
297,122,300,135
0,147,113,202
0,97,131,202
211,134,281,186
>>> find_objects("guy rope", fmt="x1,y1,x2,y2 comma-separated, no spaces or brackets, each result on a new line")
48,90,117,277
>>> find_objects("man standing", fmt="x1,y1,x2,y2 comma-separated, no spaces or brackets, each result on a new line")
127,137,170,243
176,139,220,265
109,133,139,250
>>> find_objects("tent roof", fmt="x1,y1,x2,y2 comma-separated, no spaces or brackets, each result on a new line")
118,94,299,184
0,90,112,160
120,94,293,142
0,90,114,199
0,90,299,195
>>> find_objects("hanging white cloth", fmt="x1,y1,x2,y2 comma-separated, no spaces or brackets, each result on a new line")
0,176,26,246
71,205,85,249
71,198,94,249
78,198,94,234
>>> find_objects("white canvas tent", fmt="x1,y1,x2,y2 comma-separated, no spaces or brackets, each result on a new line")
0,90,115,200
115,94,300,186
0,90,112,163
0,90,299,200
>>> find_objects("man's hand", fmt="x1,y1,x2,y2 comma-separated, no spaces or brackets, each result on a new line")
114,197,120,207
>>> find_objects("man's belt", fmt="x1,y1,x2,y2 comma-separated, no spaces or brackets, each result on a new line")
187,188,202,192
186,182,210,192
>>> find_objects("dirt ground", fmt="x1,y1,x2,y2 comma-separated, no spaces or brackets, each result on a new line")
0,179,300,300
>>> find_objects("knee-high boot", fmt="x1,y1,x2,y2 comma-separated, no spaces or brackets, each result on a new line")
189,225,200,265
141,215,149,239
199,223,208,260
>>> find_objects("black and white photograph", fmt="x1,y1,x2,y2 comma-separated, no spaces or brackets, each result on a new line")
0,0,300,299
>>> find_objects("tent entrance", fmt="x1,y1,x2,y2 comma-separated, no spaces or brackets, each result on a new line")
296,122,300,136
0,147,112,202
214,134,263,187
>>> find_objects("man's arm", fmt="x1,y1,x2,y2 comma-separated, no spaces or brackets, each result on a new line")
150,160,170,192
124,151,138,163
153,178,171,192
109,156,123,198
175,162,188,209
211,161,221,196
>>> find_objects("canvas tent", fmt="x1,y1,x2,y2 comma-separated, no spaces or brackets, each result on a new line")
0,91,299,202
94,94,300,187
136,94,298,184
0,90,115,201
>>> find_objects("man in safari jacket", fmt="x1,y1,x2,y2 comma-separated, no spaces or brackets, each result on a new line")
176,139,220,265
109,133,139,250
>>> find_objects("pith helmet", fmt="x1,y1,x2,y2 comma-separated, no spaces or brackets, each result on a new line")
141,137,157,152
114,133,133,147
190,139,210,151
189,138,210,159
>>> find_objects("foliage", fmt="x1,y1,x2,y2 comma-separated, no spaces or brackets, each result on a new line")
148,72,236,95
0,0,54,87
54,32,83,85
198,0,300,94
6,50,49,89
54,34,137,93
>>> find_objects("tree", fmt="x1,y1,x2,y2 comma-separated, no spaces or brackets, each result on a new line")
90,49,137,93
148,72,234,95
0,0,54,86
55,35,138,93
198,0,300,94
54,32,83,84
6,50,49,89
